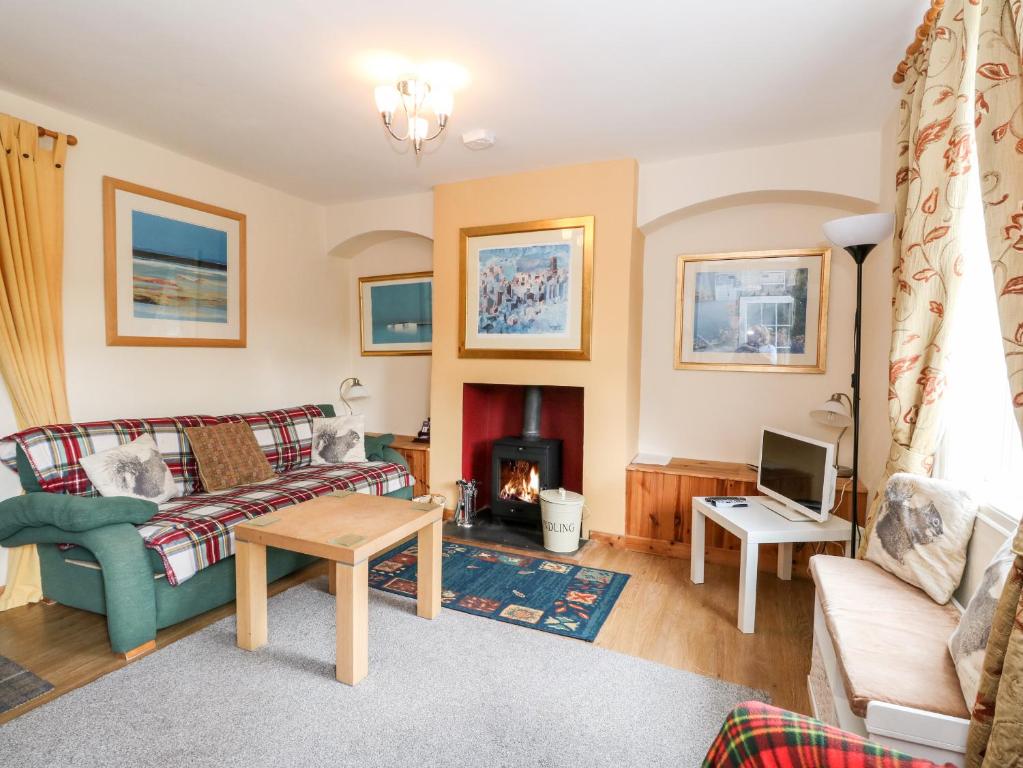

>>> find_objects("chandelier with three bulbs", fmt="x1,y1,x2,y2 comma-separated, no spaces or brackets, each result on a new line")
374,78,453,156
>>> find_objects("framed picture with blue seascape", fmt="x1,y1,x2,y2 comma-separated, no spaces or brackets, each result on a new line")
459,216,593,360
103,177,246,347
359,271,433,355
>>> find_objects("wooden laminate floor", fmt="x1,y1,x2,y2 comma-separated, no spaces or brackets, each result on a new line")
0,541,815,725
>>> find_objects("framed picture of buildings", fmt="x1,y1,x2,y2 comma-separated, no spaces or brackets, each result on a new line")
358,271,433,356
459,216,593,360
674,248,830,373
103,177,246,347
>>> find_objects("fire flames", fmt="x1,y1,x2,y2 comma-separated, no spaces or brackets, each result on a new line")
499,460,541,504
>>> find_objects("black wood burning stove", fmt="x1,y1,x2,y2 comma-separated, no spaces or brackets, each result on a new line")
489,386,563,525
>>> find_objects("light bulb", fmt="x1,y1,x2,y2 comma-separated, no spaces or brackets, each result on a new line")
374,85,399,115
431,88,453,118
411,117,428,141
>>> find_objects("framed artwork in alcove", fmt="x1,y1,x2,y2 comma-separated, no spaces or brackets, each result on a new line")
674,248,830,373
358,271,433,356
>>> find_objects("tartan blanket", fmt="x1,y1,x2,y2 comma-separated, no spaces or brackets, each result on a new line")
0,404,325,496
703,702,954,768
137,461,413,586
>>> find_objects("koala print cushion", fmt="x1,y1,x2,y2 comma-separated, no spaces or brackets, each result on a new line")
79,434,179,504
864,473,977,604
311,415,367,464
948,539,1016,706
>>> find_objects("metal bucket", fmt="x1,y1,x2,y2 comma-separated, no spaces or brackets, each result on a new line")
539,487,585,553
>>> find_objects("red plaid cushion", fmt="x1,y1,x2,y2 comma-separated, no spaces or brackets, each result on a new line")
217,404,323,473
137,461,412,585
0,415,219,497
703,702,953,768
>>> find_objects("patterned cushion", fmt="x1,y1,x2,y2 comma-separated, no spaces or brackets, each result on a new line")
137,461,413,585
864,473,977,604
311,414,366,464
184,422,275,492
948,539,1017,707
79,434,178,503
218,404,323,473
0,415,219,497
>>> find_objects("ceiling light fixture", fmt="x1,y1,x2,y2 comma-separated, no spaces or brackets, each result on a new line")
374,76,453,157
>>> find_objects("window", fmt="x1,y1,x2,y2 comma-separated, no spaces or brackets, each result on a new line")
933,167,1023,520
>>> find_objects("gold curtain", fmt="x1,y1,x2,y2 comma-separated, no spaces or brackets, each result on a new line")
0,114,71,611
862,0,975,545
964,1,1023,764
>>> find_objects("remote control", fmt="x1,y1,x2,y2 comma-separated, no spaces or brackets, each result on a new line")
707,496,748,508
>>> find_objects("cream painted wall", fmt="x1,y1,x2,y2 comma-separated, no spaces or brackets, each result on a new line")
339,235,433,435
858,106,901,497
0,88,346,585
637,194,880,481
430,160,644,537
638,132,882,229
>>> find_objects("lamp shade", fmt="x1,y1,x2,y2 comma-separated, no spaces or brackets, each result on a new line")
811,398,852,428
347,383,369,400
374,85,399,115
823,213,895,248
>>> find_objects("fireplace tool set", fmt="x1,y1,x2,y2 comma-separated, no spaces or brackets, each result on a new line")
454,478,479,528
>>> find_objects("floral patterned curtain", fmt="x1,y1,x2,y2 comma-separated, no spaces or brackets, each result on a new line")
963,1,1023,765
863,0,976,546
893,0,1023,763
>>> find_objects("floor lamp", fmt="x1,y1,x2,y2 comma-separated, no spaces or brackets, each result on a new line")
823,213,894,555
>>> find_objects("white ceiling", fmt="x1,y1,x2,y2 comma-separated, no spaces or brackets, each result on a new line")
0,1,924,204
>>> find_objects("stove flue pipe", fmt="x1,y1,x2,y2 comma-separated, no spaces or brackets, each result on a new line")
522,386,542,441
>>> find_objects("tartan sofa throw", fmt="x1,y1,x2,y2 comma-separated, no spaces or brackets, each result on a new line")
139,461,413,585
703,701,953,768
0,404,325,497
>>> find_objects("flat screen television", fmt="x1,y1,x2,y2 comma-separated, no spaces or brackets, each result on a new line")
757,428,836,522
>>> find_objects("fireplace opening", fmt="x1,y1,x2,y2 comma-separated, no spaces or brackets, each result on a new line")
459,382,583,551
499,459,541,504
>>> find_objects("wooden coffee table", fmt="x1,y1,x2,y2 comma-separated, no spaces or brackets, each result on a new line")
233,492,443,685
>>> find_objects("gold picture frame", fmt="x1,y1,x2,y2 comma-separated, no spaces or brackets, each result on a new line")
459,216,594,360
103,177,246,347
358,271,433,356
674,248,830,373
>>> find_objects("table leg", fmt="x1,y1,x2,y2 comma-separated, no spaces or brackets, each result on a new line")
327,560,337,596
690,507,706,584
236,540,267,650
335,560,369,685
776,542,793,581
417,519,442,620
737,539,759,634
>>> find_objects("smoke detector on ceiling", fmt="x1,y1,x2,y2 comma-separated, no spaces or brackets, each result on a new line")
462,129,496,150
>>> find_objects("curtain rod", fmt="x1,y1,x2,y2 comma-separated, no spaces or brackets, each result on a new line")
893,0,944,85
37,126,78,146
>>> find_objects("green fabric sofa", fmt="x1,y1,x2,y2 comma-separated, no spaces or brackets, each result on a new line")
0,404,413,656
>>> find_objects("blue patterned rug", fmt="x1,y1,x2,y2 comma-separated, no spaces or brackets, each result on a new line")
369,541,629,641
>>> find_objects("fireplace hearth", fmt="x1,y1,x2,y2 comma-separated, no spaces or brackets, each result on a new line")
456,383,581,550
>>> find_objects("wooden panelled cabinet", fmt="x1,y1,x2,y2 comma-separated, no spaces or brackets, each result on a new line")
603,458,868,577
386,435,430,498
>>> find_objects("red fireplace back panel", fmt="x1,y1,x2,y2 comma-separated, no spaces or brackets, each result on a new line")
462,384,584,509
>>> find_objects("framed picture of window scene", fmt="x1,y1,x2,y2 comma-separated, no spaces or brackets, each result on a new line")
674,248,830,373
358,272,433,356
103,177,246,347
459,216,593,360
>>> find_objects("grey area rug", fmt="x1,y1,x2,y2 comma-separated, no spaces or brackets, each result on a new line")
0,579,765,767
0,655,53,715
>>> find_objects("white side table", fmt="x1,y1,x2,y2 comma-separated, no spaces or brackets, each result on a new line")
690,496,851,633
